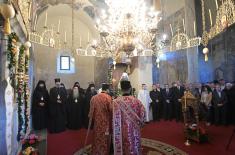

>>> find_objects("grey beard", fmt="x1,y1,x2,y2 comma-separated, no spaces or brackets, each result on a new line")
73,91,79,99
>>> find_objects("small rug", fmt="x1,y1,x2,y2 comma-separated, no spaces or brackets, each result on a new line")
74,138,187,155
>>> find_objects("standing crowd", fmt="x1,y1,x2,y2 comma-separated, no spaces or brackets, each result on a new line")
32,78,235,155
137,79,235,126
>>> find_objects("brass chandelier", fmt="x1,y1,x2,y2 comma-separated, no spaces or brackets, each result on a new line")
88,0,161,61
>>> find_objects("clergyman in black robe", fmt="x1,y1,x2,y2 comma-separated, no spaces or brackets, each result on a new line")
48,78,67,133
32,80,49,130
66,84,84,129
83,83,97,128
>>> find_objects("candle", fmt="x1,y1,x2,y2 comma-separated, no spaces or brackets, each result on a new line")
33,14,38,32
88,32,90,43
44,11,48,27
215,0,218,10
64,31,67,43
79,35,82,47
194,21,196,36
28,2,32,21
209,9,213,27
184,93,187,109
57,19,60,33
183,19,185,32
170,24,173,37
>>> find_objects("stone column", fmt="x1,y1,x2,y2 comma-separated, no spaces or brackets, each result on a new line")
184,0,199,83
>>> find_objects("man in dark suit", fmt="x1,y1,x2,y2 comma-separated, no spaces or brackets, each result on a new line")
150,84,163,121
212,83,227,125
172,81,185,122
162,84,173,120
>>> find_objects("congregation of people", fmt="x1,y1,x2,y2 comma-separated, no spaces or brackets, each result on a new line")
138,79,235,126
31,78,235,154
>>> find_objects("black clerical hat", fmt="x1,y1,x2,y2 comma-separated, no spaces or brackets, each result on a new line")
102,83,110,91
120,80,131,90
55,78,60,83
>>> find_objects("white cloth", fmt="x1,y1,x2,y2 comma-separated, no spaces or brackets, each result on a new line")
138,90,152,122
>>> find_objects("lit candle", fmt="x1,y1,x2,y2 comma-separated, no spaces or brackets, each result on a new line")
80,35,82,47
215,0,218,10
170,24,173,37
209,9,213,27
44,11,48,27
64,31,67,43
57,19,60,33
194,21,196,36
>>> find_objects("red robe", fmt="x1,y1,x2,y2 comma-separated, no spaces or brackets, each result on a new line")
113,96,146,155
89,92,112,155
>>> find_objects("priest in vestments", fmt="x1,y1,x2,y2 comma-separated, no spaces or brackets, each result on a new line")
138,84,152,122
66,84,83,129
32,80,49,130
89,83,112,155
113,80,146,155
48,78,67,133
84,83,97,128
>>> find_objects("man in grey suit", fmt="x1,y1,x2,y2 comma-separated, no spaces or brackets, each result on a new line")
212,83,227,125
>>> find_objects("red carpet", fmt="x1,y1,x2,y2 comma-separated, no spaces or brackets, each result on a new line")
47,121,235,155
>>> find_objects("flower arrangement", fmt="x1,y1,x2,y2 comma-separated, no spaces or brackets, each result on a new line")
20,134,40,151
185,124,208,143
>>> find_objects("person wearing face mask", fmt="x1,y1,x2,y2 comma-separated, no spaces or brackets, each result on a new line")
48,78,67,133
212,83,227,125
66,84,84,129
32,80,49,130
83,83,97,128
138,84,152,122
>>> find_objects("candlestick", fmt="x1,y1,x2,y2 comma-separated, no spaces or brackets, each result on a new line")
88,32,90,43
44,11,48,28
194,21,196,36
170,24,173,37
64,31,67,43
57,19,60,33
183,19,185,32
80,35,82,47
215,0,218,10
33,14,38,32
209,9,213,27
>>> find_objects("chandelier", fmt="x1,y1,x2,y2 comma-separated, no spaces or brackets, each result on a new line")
89,0,161,60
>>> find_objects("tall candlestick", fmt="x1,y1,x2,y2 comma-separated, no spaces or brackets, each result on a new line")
57,19,60,33
88,32,90,43
215,0,218,10
64,31,67,43
183,19,185,32
33,14,38,32
209,9,213,27
44,11,48,28
170,24,173,37
80,35,82,47
194,21,196,36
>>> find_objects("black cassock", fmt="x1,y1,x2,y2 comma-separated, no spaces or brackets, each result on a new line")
66,93,83,129
32,84,49,130
48,87,67,133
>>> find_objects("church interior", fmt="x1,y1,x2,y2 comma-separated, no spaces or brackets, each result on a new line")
0,0,235,154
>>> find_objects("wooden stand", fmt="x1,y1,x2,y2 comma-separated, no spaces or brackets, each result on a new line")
181,91,200,143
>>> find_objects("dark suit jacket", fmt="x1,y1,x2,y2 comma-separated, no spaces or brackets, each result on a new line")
162,88,173,103
212,90,227,107
172,86,185,101
150,89,163,103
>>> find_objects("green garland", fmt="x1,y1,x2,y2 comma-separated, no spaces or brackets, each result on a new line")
7,32,19,88
17,45,26,141
24,54,29,134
